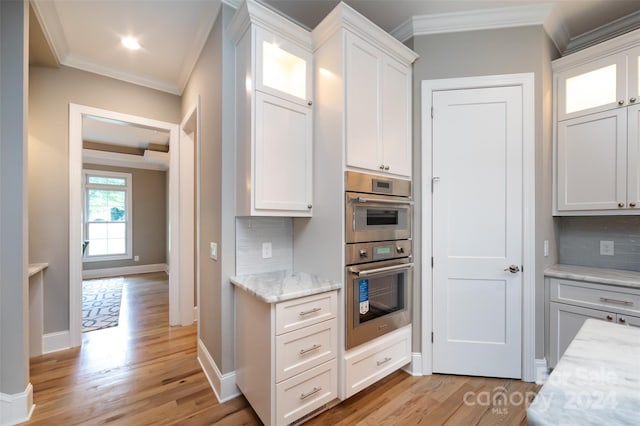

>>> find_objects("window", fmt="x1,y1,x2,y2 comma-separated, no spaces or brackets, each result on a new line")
83,170,132,262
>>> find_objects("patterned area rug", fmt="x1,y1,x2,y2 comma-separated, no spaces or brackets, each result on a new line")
82,277,124,332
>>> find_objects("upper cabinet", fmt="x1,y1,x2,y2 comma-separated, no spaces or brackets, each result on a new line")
553,29,640,215
229,0,313,217
345,33,412,177
313,4,417,179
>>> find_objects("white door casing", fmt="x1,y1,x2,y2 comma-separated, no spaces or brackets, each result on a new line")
422,73,535,381
69,104,186,347
432,86,523,378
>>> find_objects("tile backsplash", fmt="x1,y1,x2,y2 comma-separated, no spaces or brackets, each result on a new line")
557,216,640,272
235,217,293,275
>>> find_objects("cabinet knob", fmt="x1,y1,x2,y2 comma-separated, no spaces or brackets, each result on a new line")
307,204,312,209
307,100,313,106
618,100,626,106
384,165,390,171
619,317,626,324
631,97,637,103
606,315,614,321
618,202,625,207
379,164,385,170
630,202,637,207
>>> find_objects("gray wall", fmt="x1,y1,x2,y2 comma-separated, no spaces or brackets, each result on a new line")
29,66,181,333
0,0,30,397
181,3,237,374
410,26,559,359
82,164,167,271
557,216,640,271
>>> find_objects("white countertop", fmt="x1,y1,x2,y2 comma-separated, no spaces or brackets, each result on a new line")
527,319,640,425
545,264,640,289
28,263,48,277
230,270,341,303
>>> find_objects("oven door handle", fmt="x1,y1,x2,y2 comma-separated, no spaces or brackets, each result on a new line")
349,262,414,277
352,197,414,206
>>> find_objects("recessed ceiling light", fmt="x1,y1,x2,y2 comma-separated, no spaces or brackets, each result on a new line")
121,37,141,50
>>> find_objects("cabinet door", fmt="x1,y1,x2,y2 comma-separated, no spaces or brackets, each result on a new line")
254,91,312,214
627,46,640,105
549,302,616,368
381,56,412,177
255,27,313,107
345,32,382,173
627,103,640,210
557,53,626,121
557,109,627,211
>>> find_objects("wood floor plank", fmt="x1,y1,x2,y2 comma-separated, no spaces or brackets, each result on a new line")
27,272,539,425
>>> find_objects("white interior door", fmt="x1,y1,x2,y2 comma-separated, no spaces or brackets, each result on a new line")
432,86,523,378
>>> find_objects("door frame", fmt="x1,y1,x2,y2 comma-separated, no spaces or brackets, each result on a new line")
420,73,536,381
69,103,190,348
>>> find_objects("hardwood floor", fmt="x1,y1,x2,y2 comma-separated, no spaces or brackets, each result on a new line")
27,272,539,425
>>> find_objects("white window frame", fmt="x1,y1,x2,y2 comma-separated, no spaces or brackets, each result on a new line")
83,169,133,262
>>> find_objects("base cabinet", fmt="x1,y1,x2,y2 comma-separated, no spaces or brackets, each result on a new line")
236,290,338,426
547,277,640,367
342,324,411,398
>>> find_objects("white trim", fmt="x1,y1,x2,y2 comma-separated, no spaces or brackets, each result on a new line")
82,263,167,279
197,339,241,403
193,306,198,322
391,4,556,40
535,358,550,384
42,330,71,353
69,104,180,347
83,148,169,171
421,73,536,381
0,384,34,426
402,352,424,377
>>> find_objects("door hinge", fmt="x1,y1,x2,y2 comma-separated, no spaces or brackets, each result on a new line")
521,265,524,272
431,106,434,118
431,257,434,267
431,332,434,343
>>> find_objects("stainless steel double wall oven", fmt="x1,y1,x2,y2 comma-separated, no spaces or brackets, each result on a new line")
345,171,413,349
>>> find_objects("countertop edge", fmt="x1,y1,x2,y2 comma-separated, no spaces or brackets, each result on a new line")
230,273,342,304
544,264,640,289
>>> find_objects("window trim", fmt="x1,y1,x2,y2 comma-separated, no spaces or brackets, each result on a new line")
82,169,133,262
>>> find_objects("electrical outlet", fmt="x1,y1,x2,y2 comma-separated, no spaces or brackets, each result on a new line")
134,255,139,262
262,242,272,259
600,240,614,256
210,242,218,260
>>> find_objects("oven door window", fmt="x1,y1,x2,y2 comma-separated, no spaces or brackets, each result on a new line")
355,270,406,326
354,205,408,231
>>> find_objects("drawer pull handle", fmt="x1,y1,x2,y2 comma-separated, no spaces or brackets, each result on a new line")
599,297,633,306
299,307,321,316
299,344,322,355
300,386,322,400
377,356,392,366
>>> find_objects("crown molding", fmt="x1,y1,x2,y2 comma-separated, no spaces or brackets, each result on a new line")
313,2,418,65
563,9,640,56
31,0,68,63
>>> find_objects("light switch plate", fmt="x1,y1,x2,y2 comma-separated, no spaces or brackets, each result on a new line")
600,240,614,256
210,242,218,260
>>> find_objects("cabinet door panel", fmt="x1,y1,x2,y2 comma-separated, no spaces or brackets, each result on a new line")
254,92,312,212
345,32,382,172
557,109,627,211
381,56,412,177
627,46,640,104
549,302,615,368
627,104,640,209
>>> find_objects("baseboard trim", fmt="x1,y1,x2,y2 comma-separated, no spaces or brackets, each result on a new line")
0,383,34,426
197,338,240,403
535,358,549,384
42,330,71,354
402,352,423,376
193,306,198,322
82,263,168,279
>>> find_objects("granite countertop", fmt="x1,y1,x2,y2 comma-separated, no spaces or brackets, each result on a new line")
527,319,640,425
230,270,341,303
545,264,640,289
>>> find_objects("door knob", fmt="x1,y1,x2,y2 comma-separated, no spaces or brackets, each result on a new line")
504,265,520,274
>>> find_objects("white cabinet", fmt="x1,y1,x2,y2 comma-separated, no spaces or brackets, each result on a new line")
546,277,640,367
229,0,313,217
345,32,412,177
553,29,640,215
235,290,338,426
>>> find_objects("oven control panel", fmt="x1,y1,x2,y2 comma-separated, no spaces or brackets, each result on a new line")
346,240,412,265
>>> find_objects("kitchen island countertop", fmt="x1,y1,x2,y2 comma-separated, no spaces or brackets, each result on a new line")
230,270,341,303
527,319,640,425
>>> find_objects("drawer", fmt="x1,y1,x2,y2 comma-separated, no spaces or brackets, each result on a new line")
276,359,337,426
275,291,337,335
276,318,337,383
343,325,411,398
550,278,640,316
